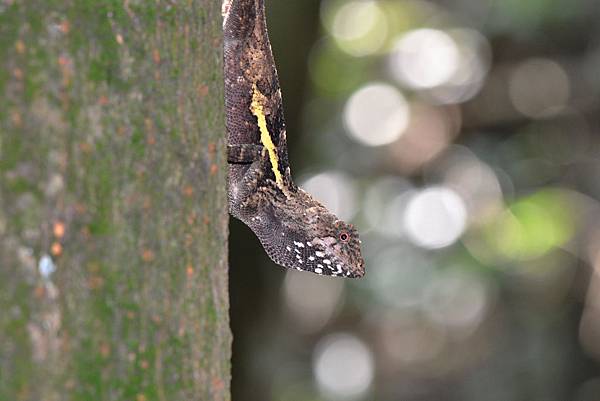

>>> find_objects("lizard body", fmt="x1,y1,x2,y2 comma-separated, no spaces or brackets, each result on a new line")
223,0,365,278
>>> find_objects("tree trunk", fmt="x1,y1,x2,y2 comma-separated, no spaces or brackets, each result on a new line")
0,1,230,400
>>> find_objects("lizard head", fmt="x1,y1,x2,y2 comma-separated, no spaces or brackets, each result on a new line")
303,218,365,278
245,187,365,278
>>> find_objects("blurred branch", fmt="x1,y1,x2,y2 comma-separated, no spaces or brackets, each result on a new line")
0,1,230,400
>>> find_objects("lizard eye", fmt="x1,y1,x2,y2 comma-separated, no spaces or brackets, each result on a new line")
339,231,350,242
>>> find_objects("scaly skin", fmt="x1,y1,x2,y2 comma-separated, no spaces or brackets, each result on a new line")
223,0,365,278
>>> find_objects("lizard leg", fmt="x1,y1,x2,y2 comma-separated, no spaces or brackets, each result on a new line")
228,158,261,218
227,144,263,164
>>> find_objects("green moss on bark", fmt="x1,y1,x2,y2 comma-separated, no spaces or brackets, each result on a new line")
0,1,230,400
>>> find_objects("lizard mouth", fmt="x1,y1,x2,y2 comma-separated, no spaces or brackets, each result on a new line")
344,269,364,279
344,261,365,278
310,238,364,278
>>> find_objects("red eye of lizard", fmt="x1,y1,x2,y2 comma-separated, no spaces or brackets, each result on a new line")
339,231,350,242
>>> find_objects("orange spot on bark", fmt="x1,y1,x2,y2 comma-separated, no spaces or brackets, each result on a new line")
11,111,22,127
136,394,147,401
98,95,109,105
152,49,160,64
142,196,152,211
140,360,149,369
79,142,92,153
197,83,209,98
87,275,104,290
141,249,155,262
15,40,25,54
34,285,46,298
13,68,23,80
146,134,156,145
127,311,136,319
59,20,70,34
183,185,194,197
186,265,194,277
53,221,66,238
51,242,62,256
186,211,197,225
58,55,70,66
212,377,225,391
210,163,218,175
207,142,217,154
99,343,111,358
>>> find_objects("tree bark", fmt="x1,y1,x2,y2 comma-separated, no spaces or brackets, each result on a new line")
0,1,230,400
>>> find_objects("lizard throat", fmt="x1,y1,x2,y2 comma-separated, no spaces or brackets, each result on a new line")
250,84,284,188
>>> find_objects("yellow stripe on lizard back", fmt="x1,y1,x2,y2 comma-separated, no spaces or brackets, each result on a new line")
250,84,284,188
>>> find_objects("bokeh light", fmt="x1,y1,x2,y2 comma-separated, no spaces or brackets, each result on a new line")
389,28,459,90
363,176,413,237
300,171,358,222
379,312,447,367
428,146,504,225
283,270,344,333
422,269,492,335
580,243,600,361
308,39,367,95
368,245,435,309
404,187,467,249
343,82,409,147
483,189,575,261
313,333,374,399
508,58,570,118
387,102,460,172
323,0,388,57
426,28,491,104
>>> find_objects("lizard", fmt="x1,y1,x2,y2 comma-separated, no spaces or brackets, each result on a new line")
222,0,365,278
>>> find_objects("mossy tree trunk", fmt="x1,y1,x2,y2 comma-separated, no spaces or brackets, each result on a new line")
0,1,230,400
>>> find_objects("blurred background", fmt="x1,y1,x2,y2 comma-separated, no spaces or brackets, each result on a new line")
229,0,600,400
